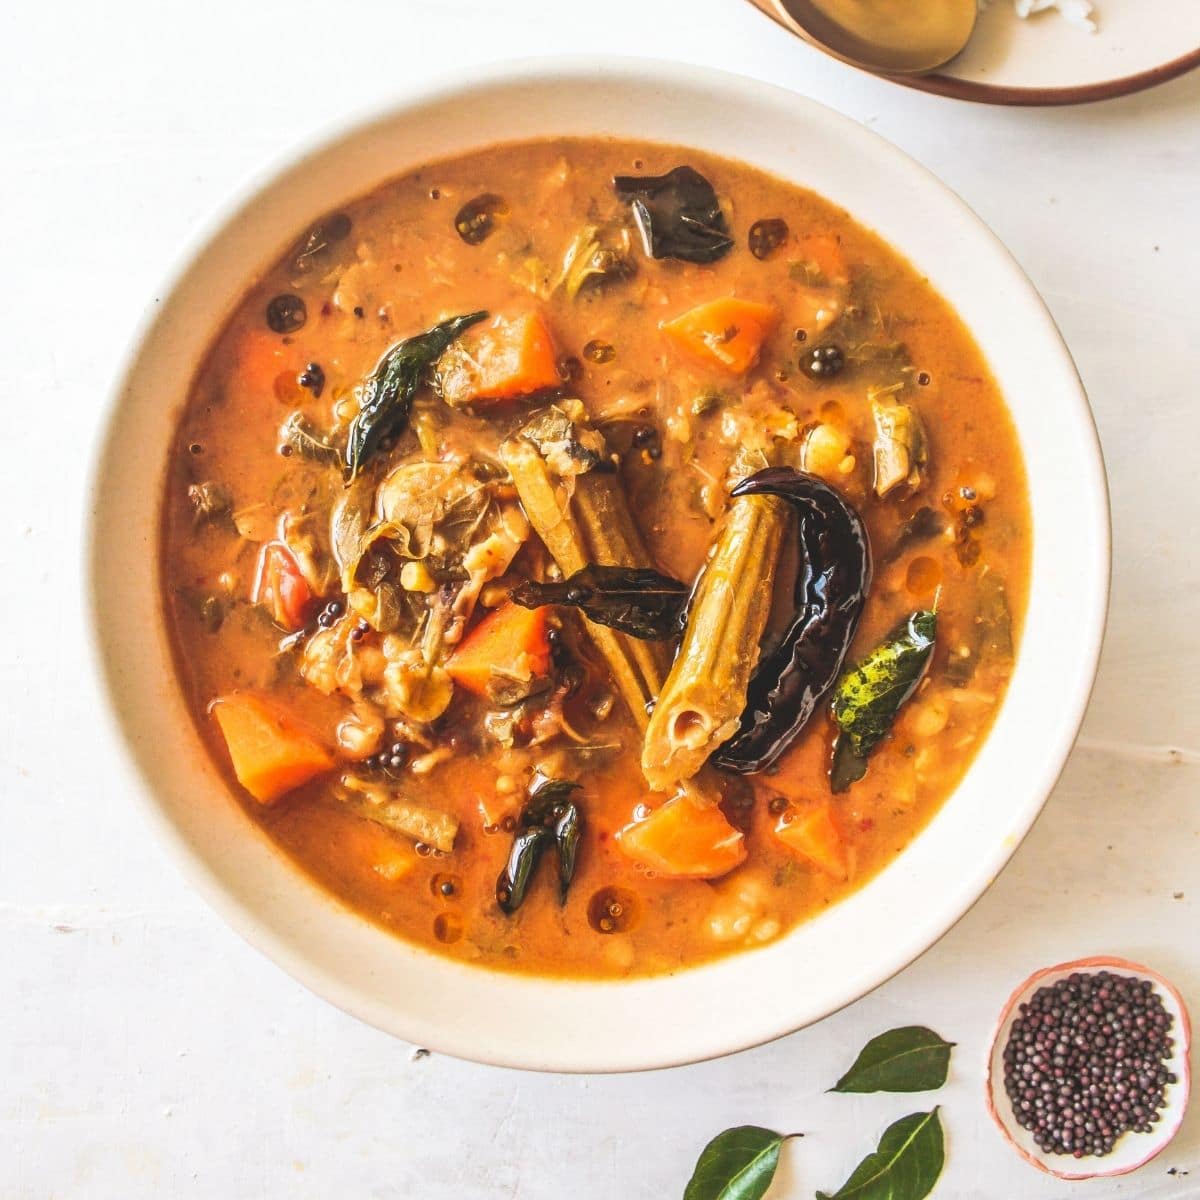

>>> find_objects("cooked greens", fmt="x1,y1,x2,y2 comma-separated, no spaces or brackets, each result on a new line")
280,410,341,467
830,610,937,792
556,224,636,299
945,567,1013,686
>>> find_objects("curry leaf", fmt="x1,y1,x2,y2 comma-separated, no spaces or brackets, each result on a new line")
344,311,487,480
497,779,583,913
613,166,733,264
815,1109,943,1200
495,826,552,915
511,565,689,641
831,1027,954,1094
684,1126,800,1200
552,798,581,904
830,610,937,792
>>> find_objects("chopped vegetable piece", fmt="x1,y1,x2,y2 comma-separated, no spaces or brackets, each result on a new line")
511,564,688,641
187,480,231,527
339,817,419,882
437,311,561,407
774,801,848,881
796,233,848,284
500,404,668,738
210,693,333,804
351,794,459,853
615,794,746,879
661,297,779,376
872,398,929,497
831,610,937,792
444,601,552,697
251,541,315,631
643,485,788,791
715,469,871,776
345,311,488,480
613,166,733,264
518,403,606,475
280,410,340,466
555,224,636,299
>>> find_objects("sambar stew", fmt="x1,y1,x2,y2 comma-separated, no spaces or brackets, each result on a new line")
163,139,1029,977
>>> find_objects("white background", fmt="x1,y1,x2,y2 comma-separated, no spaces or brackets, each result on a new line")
3,2,1198,1196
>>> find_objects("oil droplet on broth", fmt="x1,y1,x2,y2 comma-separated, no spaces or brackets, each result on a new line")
433,912,463,944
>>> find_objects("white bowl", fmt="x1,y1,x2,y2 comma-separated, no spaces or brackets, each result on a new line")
986,957,1192,1179
86,58,1110,1073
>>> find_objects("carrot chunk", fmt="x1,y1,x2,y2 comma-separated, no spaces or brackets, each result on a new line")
440,311,562,406
773,801,849,881
661,297,779,376
210,693,334,804
444,601,552,698
615,795,747,879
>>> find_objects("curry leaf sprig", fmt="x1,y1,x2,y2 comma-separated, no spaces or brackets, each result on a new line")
344,311,487,481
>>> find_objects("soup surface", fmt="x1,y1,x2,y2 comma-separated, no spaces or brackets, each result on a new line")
162,138,1029,978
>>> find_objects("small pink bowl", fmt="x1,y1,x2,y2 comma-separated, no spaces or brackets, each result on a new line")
986,956,1192,1181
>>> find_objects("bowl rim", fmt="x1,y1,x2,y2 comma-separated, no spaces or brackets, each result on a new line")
84,55,1111,1072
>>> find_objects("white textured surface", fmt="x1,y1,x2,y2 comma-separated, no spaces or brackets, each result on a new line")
2,2,1198,1196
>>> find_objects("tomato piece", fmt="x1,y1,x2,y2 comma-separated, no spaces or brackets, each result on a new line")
252,541,314,631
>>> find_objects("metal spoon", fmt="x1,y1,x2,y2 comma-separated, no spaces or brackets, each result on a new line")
772,0,978,75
